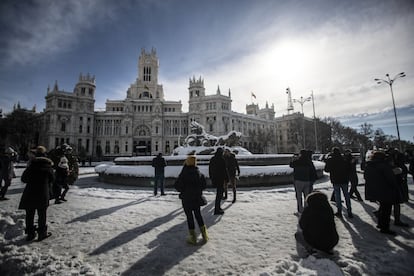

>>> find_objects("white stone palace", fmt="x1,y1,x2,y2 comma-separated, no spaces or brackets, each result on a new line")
38,48,329,158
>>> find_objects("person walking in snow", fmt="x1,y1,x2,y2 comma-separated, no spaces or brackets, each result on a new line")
324,147,353,219
19,146,55,241
209,147,229,215
386,148,409,227
223,149,240,203
53,154,69,204
297,191,339,254
364,150,399,235
152,152,167,196
0,146,16,200
290,149,317,215
174,155,209,245
344,150,363,201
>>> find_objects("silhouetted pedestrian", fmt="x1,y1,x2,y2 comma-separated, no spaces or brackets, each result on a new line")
19,146,54,241
324,147,353,219
387,148,409,227
152,152,167,196
364,150,399,235
53,155,69,204
209,147,229,215
0,146,16,200
344,150,363,201
290,149,317,215
174,155,208,245
223,149,240,203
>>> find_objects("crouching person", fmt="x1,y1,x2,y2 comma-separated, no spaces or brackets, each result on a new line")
297,191,339,254
19,146,55,241
175,155,208,245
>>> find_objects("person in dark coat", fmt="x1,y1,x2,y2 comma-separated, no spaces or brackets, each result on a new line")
344,150,363,201
0,146,16,200
364,150,399,235
209,148,229,215
152,152,167,196
290,149,317,214
324,147,353,218
19,146,55,241
174,155,208,244
298,191,339,254
223,149,240,203
387,149,409,227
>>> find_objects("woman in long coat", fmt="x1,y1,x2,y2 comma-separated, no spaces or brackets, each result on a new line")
19,146,55,241
175,155,208,245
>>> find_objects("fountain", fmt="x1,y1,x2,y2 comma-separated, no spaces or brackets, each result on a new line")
95,122,325,187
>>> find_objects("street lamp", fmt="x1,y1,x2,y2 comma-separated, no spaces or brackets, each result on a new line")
293,96,311,114
293,96,311,149
374,72,406,150
311,91,318,152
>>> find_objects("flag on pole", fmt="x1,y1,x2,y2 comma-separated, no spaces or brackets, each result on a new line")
251,92,256,99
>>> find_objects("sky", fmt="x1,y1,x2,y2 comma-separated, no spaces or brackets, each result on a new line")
0,0,413,141
1,166,413,275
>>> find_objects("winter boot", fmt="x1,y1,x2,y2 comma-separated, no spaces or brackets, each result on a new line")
25,226,36,241
200,225,209,243
37,226,52,241
186,229,197,245
232,191,236,203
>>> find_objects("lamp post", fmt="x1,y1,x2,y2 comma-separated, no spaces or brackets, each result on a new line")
374,72,406,151
293,96,311,114
293,96,311,149
311,91,318,152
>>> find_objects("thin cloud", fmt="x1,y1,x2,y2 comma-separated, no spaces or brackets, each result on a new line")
0,0,116,66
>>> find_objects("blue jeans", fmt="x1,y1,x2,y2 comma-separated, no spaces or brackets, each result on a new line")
294,180,311,213
154,173,165,195
334,183,351,213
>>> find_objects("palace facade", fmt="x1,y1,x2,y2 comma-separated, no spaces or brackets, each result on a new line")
38,48,330,158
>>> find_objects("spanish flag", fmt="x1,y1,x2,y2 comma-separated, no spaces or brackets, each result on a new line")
251,92,256,99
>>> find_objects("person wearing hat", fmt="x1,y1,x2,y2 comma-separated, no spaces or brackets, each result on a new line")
209,147,229,215
19,145,55,241
174,155,209,244
0,146,16,200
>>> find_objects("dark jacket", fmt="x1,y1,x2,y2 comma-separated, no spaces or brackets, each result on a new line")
209,151,229,185
364,159,398,203
299,192,339,252
152,155,167,175
55,166,68,185
19,157,55,210
175,166,206,207
290,157,317,182
324,153,350,184
0,154,14,180
224,153,240,177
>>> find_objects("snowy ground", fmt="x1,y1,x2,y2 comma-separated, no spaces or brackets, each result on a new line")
1,167,413,276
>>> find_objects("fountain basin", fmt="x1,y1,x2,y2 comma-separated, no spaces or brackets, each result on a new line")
96,155,325,187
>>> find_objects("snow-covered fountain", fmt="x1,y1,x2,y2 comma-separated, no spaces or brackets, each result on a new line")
95,122,324,187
